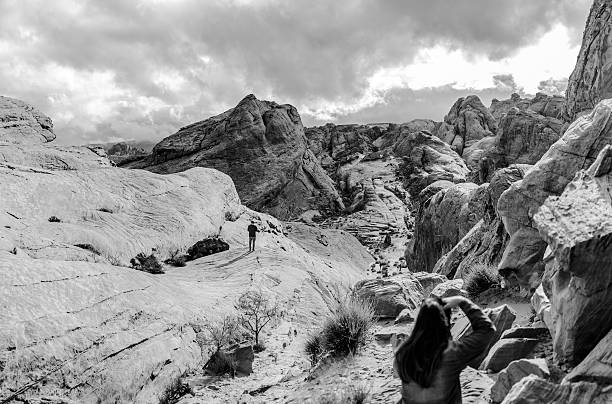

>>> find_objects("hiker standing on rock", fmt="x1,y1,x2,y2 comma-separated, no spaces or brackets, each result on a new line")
247,221,259,252
394,296,495,403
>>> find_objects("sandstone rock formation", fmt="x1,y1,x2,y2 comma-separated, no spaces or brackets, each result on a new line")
0,96,55,144
395,131,469,197
434,95,497,162
480,338,540,372
355,274,423,319
0,99,373,402
533,145,612,365
565,327,612,385
126,94,344,220
501,374,612,404
490,93,565,121
491,358,550,403
434,165,530,279
497,99,612,292
564,0,612,121
408,181,482,273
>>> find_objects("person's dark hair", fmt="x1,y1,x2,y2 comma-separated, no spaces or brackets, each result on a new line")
394,297,452,387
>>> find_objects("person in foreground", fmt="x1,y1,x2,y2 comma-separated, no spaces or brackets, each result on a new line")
394,296,495,404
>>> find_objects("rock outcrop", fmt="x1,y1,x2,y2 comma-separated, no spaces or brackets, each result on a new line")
0,96,55,144
491,358,550,403
564,0,612,121
533,145,612,365
490,93,565,121
125,94,344,220
408,181,483,273
497,99,612,292
434,165,530,279
501,374,612,404
396,131,469,197
435,95,497,157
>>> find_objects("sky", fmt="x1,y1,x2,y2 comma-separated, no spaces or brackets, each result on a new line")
0,0,592,145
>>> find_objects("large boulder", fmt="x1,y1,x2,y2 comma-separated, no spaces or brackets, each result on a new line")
565,327,612,385
125,94,344,220
564,0,612,121
461,367,495,404
434,95,497,163
480,338,540,372
0,96,55,144
434,165,530,278
501,375,612,404
533,145,612,365
491,358,550,403
354,274,423,319
497,99,612,291
395,130,469,198
408,181,483,273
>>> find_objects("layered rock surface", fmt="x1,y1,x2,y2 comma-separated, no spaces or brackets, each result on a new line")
564,0,612,120
497,99,612,291
533,145,612,365
125,94,343,220
0,96,55,144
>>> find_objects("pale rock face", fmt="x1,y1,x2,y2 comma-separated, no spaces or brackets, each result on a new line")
501,375,612,404
533,145,612,365
461,367,495,404
480,338,540,373
491,358,550,404
125,94,344,220
497,99,612,290
412,272,447,296
564,0,612,120
354,273,423,319
429,279,465,299
0,96,55,144
305,123,380,169
0,136,372,402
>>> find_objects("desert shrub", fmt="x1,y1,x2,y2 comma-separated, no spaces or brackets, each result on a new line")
130,253,164,274
463,263,501,298
48,216,61,223
186,237,230,261
164,249,187,267
305,332,325,367
253,341,266,353
192,315,243,357
315,383,371,404
74,243,100,255
235,290,282,345
306,295,374,363
320,295,374,357
158,376,193,404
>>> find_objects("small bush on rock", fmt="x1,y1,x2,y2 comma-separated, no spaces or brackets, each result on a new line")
187,237,230,261
315,383,371,404
158,376,193,404
130,253,164,274
164,249,187,267
306,294,374,364
192,315,243,357
463,263,501,298
48,216,61,223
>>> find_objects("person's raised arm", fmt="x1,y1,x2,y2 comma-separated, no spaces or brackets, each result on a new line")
444,296,495,367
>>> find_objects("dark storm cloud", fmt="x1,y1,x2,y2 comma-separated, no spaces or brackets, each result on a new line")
0,0,591,144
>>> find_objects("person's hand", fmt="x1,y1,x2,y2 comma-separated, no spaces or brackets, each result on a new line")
443,296,469,309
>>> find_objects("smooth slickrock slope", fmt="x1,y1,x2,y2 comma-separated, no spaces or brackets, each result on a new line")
125,94,344,220
0,97,373,403
497,99,612,291
564,0,612,120
0,96,55,144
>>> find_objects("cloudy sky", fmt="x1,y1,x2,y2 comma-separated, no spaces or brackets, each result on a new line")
0,0,591,145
